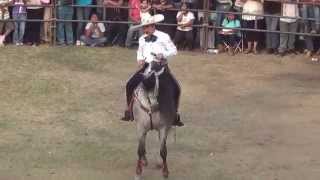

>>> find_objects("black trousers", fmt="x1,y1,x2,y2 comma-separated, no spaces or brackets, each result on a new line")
25,8,44,44
126,65,181,110
174,30,194,50
106,22,128,46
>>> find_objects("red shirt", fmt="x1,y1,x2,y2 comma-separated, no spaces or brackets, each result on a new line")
129,0,140,23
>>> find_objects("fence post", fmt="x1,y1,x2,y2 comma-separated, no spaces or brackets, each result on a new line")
202,0,209,51
52,1,57,46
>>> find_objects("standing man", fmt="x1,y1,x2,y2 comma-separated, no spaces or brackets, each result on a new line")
121,14,184,127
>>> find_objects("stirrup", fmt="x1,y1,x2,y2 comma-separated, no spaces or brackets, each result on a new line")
173,114,184,127
121,110,133,121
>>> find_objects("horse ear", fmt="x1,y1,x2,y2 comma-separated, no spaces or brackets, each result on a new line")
142,73,156,90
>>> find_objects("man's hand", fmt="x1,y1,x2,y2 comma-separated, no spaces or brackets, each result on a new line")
138,60,145,68
155,53,165,62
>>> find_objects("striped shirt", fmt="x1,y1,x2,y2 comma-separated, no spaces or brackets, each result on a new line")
0,0,11,20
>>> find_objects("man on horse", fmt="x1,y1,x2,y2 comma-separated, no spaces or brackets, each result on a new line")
121,14,184,127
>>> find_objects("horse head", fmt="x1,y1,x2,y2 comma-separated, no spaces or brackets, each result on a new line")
142,61,166,91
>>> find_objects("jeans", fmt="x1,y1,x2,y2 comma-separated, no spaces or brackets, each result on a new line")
279,21,298,53
80,35,107,46
265,15,279,49
57,6,74,45
300,5,319,33
76,7,91,40
13,13,26,44
125,23,142,47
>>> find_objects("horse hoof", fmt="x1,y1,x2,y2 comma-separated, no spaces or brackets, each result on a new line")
155,163,163,169
141,159,148,167
163,171,169,178
134,174,142,180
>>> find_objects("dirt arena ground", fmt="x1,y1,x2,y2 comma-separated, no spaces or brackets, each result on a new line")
0,46,319,180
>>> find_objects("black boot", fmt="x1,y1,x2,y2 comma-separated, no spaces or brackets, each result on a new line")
121,110,133,121
173,113,184,127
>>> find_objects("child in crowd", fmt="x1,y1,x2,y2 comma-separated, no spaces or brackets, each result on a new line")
80,13,107,47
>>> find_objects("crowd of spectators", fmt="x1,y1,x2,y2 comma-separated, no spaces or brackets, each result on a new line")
0,0,320,59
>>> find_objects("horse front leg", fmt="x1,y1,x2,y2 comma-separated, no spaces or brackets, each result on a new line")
159,128,169,178
136,131,147,177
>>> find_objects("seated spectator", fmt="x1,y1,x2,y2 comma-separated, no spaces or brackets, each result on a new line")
219,10,241,55
80,13,107,47
0,0,14,46
75,0,92,46
13,0,27,46
215,0,232,50
242,0,264,54
174,3,195,50
278,3,299,57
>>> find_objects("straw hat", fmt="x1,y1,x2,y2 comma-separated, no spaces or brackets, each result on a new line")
131,14,164,30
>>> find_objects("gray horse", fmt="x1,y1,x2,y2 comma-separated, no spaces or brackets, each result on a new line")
132,61,177,179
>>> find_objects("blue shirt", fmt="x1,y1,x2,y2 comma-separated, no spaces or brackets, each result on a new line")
222,18,240,29
76,0,92,5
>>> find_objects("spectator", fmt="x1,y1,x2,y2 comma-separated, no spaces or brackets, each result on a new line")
174,3,195,50
42,0,52,43
242,0,263,54
80,13,107,46
152,0,175,38
125,0,142,48
214,0,232,50
25,0,44,46
0,0,14,46
104,0,128,46
233,0,245,12
56,0,74,46
219,10,241,55
75,0,92,46
12,0,27,46
264,0,281,54
172,0,181,9
140,0,151,21
278,2,299,57
299,2,318,57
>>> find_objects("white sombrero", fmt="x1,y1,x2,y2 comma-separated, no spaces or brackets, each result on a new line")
131,14,164,30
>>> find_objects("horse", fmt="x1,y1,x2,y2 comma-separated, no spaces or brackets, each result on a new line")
132,60,178,179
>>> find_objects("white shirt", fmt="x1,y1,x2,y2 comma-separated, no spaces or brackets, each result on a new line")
176,11,195,31
85,23,105,38
242,0,264,21
280,3,299,23
137,30,177,63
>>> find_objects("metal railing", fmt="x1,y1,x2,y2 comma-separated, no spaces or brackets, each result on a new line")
2,0,320,50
